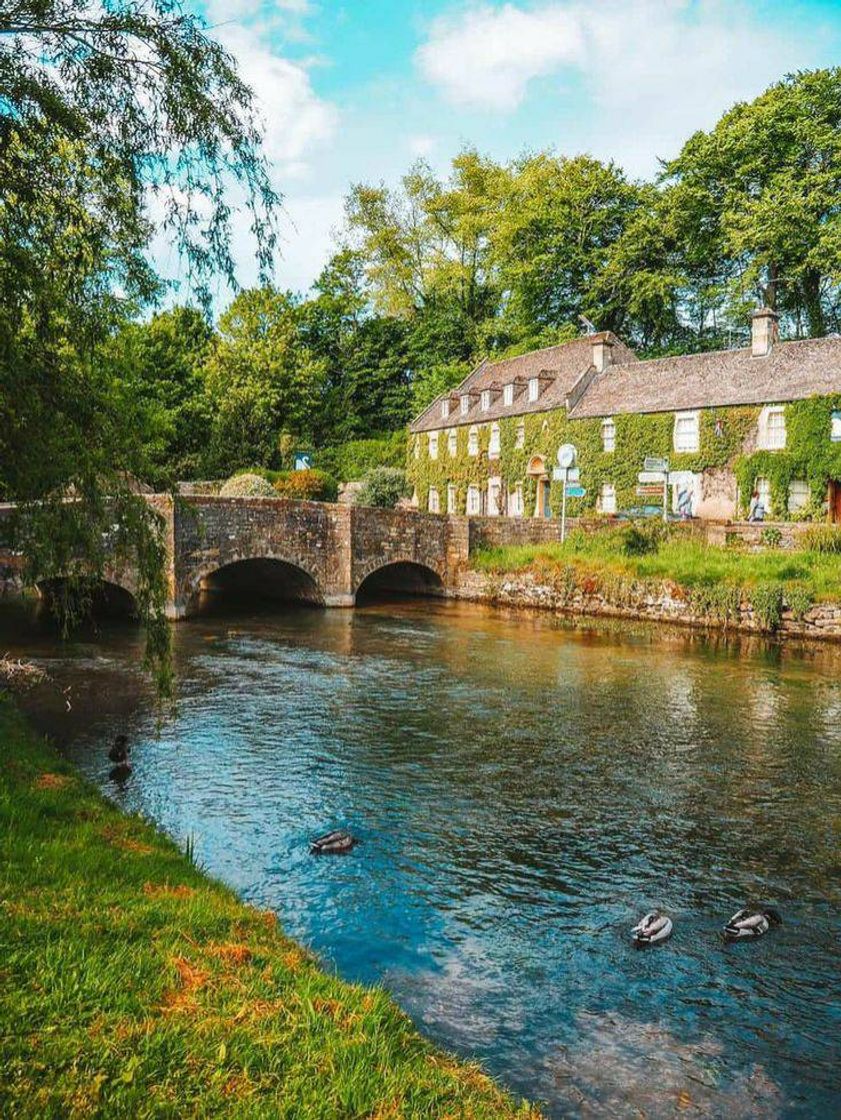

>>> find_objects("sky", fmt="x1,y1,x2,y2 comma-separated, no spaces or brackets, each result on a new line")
161,0,841,305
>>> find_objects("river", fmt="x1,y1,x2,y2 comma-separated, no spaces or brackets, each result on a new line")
4,595,841,1119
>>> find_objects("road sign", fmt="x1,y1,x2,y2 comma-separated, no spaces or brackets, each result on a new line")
557,443,577,469
644,456,668,472
565,485,587,498
636,485,664,497
638,470,669,483
552,467,565,481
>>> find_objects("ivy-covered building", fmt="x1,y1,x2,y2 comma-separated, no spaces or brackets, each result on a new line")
408,309,841,523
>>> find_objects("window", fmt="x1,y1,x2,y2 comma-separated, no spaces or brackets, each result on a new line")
832,410,841,442
515,421,525,449
528,377,539,402
756,477,772,516
447,484,457,514
600,483,617,515
509,482,524,517
467,484,481,515
489,422,501,458
468,425,479,456
673,410,700,453
448,428,458,457
460,395,470,416
481,389,490,411
758,406,786,450
503,383,514,406
788,479,810,515
441,398,450,419
413,437,420,460
428,488,439,513
428,430,439,460
487,478,501,517
602,417,616,453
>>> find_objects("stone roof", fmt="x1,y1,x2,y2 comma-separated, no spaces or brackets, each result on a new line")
410,334,635,433
569,335,841,419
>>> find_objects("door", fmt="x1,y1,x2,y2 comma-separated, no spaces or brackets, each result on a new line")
829,480,841,523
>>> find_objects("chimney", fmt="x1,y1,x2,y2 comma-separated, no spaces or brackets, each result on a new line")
591,332,614,372
751,307,779,357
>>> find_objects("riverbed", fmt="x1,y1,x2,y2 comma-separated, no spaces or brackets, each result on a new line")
4,596,841,1118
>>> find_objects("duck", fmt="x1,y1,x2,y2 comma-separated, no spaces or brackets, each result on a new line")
310,829,357,855
631,910,673,946
108,735,130,766
723,905,782,940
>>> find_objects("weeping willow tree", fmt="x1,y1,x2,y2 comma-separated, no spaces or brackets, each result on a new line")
0,0,279,693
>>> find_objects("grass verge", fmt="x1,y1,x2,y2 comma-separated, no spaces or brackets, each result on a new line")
472,526,841,604
0,699,539,1119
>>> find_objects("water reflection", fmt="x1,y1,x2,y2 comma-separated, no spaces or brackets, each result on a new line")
4,597,841,1119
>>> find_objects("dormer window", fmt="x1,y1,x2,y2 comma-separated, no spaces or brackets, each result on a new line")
481,389,491,411
460,395,469,416
441,398,450,419
758,406,786,450
503,383,514,407
528,377,539,402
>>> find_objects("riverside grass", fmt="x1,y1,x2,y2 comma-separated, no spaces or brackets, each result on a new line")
472,527,841,604
0,701,539,1120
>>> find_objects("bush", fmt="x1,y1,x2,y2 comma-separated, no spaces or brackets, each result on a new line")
354,467,410,509
621,521,663,557
760,526,783,548
272,469,338,503
786,582,814,621
219,473,276,498
751,581,785,631
802,525,841,554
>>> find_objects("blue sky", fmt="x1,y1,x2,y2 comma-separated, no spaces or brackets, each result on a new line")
161,0,841,303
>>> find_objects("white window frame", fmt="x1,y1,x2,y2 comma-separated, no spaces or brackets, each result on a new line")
601,417,616,453
460,395,470,416
832,410,841,443
447,483,457,514
468,425,479,457
447,428,457,457
466,484,481,516
441,398,450,419
600,482,617,515
528,377,539,402
503,383,514,407
787,479,810,515
428,430,439,460
515,421,525,449
509,482,524,517
428,487,439,513
756,476,773,517
480,389,491,411
489,422,501,459
673,410,700,453
758,405,786,451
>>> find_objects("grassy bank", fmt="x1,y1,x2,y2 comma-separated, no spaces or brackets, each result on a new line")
472,526,841,606
0,700,538,1119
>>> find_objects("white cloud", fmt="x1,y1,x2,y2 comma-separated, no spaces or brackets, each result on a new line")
408,134,437,158
416,3,584,110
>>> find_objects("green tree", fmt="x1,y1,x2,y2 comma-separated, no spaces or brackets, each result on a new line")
203,288,327,473
663,68,841,338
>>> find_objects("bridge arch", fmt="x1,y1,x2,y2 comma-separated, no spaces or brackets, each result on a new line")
354,559,445,602
187,555,325,614
36,577,139,619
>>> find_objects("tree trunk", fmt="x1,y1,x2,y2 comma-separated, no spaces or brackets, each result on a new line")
801,269,826,337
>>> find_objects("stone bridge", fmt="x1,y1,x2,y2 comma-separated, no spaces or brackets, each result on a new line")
0,497,479,619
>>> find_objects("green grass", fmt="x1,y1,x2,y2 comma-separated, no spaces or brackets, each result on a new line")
0,700,540,1119
472,526,841,603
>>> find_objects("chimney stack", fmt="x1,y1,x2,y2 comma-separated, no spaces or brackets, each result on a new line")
751,307,779,358
591,332,614,372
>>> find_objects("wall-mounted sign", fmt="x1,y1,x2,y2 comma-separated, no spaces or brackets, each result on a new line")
293,452,312,471
644,456,669,473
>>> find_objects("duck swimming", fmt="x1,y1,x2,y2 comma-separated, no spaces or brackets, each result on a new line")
631,910,673,946
310,829,357,855
723,906,782,940
108,735,130,766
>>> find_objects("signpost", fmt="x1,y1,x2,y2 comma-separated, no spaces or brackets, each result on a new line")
555,444,577,543
638,456,670,521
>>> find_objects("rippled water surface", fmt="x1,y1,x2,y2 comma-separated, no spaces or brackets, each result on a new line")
6,598,841,1118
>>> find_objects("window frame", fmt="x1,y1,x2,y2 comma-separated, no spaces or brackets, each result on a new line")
447,428,458,457
600,482,617,515
466,484,481,516
601,417,616,453
515,421,525,449
488,422,501,459
673,410,700,453
759,405,787,451
428,430,439,460
467,425,479,457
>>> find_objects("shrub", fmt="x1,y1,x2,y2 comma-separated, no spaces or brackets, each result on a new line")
785,583,814,621
760,526,783,548
272,469,338,503
219,473,276,498
751,581,785,632
354,467,410,509
621,521,663,557
802,525,841,554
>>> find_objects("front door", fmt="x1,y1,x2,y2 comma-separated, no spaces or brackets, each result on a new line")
829,480,841,523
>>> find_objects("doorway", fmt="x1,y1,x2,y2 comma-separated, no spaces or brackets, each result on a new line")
828,480,841,523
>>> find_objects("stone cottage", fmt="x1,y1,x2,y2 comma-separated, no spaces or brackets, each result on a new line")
408,310,841,523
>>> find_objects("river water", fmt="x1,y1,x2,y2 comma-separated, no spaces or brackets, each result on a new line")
5,596,841,1118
